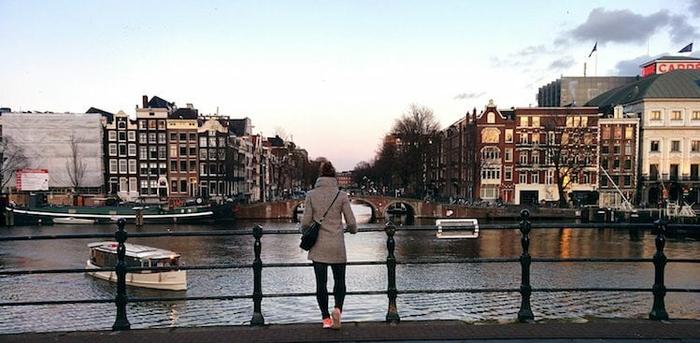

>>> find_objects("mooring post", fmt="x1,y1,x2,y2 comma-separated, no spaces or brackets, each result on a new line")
112,218,131,330
517,209,534,322
649,219,669,320
385,221,400,324
250,224,265,326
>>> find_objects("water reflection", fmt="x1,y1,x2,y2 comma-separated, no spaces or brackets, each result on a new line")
0,220,698,334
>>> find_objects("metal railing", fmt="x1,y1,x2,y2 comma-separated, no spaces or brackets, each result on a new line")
0,211,699,331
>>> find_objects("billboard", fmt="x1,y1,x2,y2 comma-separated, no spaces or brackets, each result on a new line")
16,169,49,191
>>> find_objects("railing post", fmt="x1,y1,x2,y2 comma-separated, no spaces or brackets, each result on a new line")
649,219,669,320
385,221,400,324
250,225,265,326
517,209,534,322
112,218,131,330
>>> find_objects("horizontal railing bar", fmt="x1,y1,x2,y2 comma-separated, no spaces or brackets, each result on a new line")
3,287,699,307
3,223,698,241
2,257,698,276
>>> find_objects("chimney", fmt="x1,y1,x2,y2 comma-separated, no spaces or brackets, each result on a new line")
142,95,148,109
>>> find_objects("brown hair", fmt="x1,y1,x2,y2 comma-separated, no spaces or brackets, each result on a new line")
319,161,336,177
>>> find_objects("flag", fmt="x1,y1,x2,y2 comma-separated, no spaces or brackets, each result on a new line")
588,42,597,58
679,42,693,53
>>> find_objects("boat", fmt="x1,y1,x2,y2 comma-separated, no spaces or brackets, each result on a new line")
53,217,95,225
86,241,187,291
5,201,236,226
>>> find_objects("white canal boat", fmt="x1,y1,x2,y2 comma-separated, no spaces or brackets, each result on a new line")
86,242,187,291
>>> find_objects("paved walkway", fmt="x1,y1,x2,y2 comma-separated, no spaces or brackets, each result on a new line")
1,319,699,343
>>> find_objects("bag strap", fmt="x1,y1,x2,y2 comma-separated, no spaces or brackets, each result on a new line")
318,190,341,223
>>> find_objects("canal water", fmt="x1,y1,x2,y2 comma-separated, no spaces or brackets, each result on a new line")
0,204,699,334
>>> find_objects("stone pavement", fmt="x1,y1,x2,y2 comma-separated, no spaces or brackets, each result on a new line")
1,319,699,343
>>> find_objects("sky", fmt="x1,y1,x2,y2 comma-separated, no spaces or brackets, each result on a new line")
1,0,699,171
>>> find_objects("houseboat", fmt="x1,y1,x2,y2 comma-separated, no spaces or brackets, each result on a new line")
86,242,187,291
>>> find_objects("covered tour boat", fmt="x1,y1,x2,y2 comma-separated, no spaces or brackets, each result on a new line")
86,242,187,291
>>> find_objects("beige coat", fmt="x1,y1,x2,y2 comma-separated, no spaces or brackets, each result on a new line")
301,177,357,263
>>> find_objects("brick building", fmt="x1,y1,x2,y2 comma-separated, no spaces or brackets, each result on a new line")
474,100,516,203
167,105,199,203
597,106,640,208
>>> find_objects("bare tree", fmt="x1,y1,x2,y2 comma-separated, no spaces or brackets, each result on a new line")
0,137,29,192
542,115,595,208
66,134,87,198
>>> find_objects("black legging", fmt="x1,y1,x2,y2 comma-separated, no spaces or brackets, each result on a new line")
313,262,346,318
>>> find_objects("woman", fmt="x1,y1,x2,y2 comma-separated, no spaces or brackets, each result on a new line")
301,161,357,329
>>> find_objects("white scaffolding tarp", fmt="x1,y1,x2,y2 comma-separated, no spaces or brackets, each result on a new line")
1,113,104,190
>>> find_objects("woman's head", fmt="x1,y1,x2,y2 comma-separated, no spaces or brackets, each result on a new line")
319,161,336,178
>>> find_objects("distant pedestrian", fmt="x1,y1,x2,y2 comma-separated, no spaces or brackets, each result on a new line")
300,161,357,329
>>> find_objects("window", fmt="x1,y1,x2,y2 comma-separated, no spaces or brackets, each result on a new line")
613,158,620,170
670,164,679,179
139,133,147,144
170,160,178,172
601,177,608,187
219,137,226,146
651,111,661,120
158,146,167,159
519,133,528,144
140,179,148,190
532,133,539,144
119,160,127,174
180,146,187,156
200,137,207,147
624,159,632,170
129,177,137,192
140,163,148,175
180,160,187,172
209,148,217,160
624,142,632,155
671,140,680,152
190,147,197,157
109,160,118,173
601,157,608,169
520,116,528,127
693,111,700,120
139,121,146,130
504,166,512,181
200,149,208,160
625,127,633,139
149,146,157,159
614,127,622,140
201,163,208,175
180,180,188,193
178,133,186,141
671,110,682,120
170,145,178,157
128,144,136,157
159,162,167,174
128,160,137,174
583,173,590,184
140,146,148,159
109,143,117,156
108,131,117,141
581,116,588,127
487,112,495,124
119,177,127,192
532,151,540,164
505,148,513,162
170,132,177,141
692,140,700,152
624,175,632,186
531,173,539,184
519,153,528,164
519,172,527,184
650,140,660,152
532,116,540,127
480,167,500,180
481,147,500,160
209,137,217,147
613,145,620,154
601,126,610,139
148,133,156,143
118,132,127,142
157,120,166,130
546,170,553,184
118,144,127,156
171,180,178,193
601,145,609,154
128,131,136,141
190,133,198,141
649,164,659,179
505,129,513,143
158,133,167,144
148,120,156,129
189,160,197,172
547,132,555,145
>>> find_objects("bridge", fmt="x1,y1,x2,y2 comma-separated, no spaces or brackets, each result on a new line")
236,196,579,223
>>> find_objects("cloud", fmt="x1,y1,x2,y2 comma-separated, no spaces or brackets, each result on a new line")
568,8,697,45
612,53,666,76
670,15,697,44
691,0,700,17
549,56,576,70
454,92,486,100
570,8,671,44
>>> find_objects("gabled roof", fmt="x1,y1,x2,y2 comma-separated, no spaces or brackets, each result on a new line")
148,96,175,109
86,107,114,122
586,70,700,109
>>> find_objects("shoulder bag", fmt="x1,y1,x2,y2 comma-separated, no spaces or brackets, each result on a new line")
300,190,341,251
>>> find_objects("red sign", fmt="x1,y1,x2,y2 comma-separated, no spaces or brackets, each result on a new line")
644,61,700,77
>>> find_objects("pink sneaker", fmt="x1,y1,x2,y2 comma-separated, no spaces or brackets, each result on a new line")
331,308,341,329
322,317,333,329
